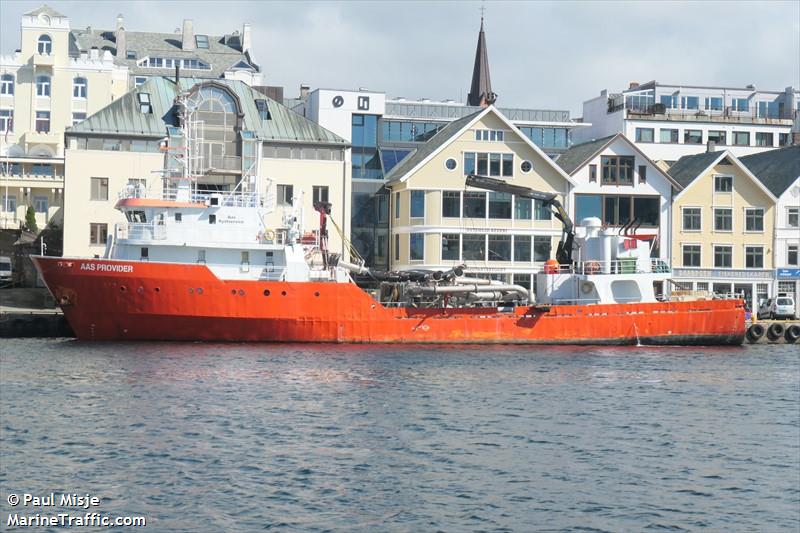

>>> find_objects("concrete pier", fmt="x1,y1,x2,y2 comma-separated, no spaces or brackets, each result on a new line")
0,288,74,338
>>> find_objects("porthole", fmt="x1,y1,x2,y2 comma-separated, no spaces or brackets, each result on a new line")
119,286,127,292
314,291,320,297
281,290,287,296
154,287,160,293
196,288,203,295
189,288,194,294
238,289,245,296
263,289,271,296
231,289,237,295
445,158,457,171
137,286,144,294
521,160,532,173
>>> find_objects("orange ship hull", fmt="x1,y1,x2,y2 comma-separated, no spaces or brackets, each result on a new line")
33,257,745,345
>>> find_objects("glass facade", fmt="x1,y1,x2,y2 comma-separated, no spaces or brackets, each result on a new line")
517,127,569,150
352,114,381,179
351,181,389,269
381,120,443,143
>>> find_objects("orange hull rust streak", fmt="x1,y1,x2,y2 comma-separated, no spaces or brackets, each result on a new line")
34,257,746,345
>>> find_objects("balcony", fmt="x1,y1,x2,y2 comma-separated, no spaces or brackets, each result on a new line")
0,171,64,187
24,131,61,146
32,53,55,67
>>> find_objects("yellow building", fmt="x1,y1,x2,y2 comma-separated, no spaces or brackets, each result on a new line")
384,105,575,290
63,78,348,258
1,5,263,231
668,149,777,309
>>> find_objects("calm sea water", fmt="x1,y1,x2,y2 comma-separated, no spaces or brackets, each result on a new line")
1,339,798,532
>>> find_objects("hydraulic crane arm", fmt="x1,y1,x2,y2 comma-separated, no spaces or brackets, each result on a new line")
464,174,575,265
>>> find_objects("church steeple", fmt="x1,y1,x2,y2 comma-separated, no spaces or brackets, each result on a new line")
467,16,497,107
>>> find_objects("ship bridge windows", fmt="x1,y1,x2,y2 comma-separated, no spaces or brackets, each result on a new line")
125,211,147,223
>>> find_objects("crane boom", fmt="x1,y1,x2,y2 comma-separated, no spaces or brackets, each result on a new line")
464,174,575,265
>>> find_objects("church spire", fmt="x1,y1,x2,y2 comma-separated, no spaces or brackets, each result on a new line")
467,15,497,107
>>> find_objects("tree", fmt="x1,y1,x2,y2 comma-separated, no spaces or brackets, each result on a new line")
24,205,38,233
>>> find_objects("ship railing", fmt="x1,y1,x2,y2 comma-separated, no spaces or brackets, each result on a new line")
118,186,262,208
550,295,644,305
557,259,671,275
115,222,167,241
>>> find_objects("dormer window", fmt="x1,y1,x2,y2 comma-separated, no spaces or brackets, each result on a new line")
73,77,87,99
254,99,270,120
137,57,211,70
37,35,52,55
231,60,254,70
195,35,209,48
137,92,152,114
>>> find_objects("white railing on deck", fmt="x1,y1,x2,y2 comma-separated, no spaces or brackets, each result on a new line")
554,259,671,275
116,222,167,241
118,185,261,208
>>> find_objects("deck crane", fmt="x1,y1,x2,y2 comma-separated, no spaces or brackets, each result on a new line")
464,174,575,266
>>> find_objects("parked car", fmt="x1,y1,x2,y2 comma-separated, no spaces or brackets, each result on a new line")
757,296,796,320
0,256,12,283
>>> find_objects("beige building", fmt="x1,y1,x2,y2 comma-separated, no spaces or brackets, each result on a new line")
63,78,348,258
384,106,575,290
1,5,263,231
668,149,777,309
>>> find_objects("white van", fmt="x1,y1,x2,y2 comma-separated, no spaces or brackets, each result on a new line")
759,295,797,320
0,256,12,283
772,295,796,320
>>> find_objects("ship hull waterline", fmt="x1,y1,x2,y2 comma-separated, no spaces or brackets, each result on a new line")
33,257,746,345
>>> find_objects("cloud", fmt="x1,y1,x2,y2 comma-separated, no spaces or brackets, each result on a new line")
2,0,798,115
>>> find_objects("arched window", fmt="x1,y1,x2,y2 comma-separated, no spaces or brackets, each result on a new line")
0,74,13,95
185,85,240,172
37,35,52,55
36,75,50,97
189,86,239,113
73,77,87,99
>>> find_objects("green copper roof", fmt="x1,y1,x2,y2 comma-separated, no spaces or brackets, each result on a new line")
66,77,347,145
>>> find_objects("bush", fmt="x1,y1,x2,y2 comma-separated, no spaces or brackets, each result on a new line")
24,205,38,233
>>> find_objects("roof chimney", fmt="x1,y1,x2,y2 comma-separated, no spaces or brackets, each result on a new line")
299,84,309,99
706,141,716,153
182,19,195,51
242,23,252,53
115,14,126,59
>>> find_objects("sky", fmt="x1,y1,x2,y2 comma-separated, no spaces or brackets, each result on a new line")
2,0,798,115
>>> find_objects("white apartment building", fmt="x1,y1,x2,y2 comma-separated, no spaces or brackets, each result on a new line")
556,133,682,268
575,81,798,162
0,5,262,231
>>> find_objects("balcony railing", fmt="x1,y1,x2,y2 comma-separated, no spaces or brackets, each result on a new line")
623,104,796,124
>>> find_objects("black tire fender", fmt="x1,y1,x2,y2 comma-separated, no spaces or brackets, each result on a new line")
785,324,800,343
767,322,785,342
746,323,765,343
